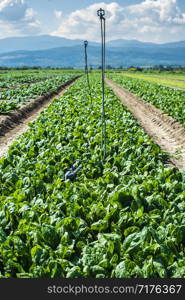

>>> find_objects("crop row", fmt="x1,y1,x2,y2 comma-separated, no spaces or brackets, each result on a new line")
0,70,74,89
0,73,75,114
0,75,185,278
117,72,185,90
107,73,185,125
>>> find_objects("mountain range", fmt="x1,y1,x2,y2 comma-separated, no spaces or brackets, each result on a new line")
0,35,184,68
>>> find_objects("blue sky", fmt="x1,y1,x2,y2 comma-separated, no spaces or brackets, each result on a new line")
25,0,149,33
27,0,185,11
0,0,185,43
27,0,144,13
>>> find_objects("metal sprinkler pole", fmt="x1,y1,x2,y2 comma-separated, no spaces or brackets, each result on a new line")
97,8,107,161
84,40,88,75
84,40,92,104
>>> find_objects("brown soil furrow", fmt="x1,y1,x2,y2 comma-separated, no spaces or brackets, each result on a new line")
105,78,185,171
0,76,80,158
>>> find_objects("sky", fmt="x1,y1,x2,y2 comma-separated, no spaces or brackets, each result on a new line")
0,0,185,43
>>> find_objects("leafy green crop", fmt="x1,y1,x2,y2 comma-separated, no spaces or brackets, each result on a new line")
0,69,79,89
0,72,79,114
116,72,185,90
107,73,185,125
0,75,184,278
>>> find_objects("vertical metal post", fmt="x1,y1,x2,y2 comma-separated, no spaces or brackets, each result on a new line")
84,40,92,104
97,8,106,161
84,40,88,75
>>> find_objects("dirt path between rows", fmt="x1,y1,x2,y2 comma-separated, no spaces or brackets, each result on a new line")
0,76,80,158
106,78,185,171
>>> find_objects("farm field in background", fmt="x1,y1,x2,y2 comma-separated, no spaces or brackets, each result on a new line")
107,72,185,125
0,74,185,278
0,70,81,114
0,69,80,89
114,71,185,90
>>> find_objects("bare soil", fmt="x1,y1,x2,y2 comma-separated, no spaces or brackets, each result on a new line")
0,76,80,158
106,78,185,171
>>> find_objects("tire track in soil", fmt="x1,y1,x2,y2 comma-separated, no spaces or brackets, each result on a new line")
0,76,80,158
106,78,185,171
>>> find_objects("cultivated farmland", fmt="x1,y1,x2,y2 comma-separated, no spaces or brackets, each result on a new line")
0,70,79,114
115,71,185,90
107,72,185,125
0,73,185,278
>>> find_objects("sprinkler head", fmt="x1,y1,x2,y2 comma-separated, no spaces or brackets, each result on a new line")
84,40,88,46
97,8,105,18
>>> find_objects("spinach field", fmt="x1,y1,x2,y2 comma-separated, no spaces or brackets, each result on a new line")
0,75,185,278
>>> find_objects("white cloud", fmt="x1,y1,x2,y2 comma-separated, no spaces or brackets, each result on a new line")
52,0,185,43
0,0,41,37
24,7,35,21
127,0,185,24
0,0,26,20
54,10,63,19
52,2,121,40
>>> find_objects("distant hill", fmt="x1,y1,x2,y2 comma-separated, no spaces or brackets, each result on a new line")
107,39,185,49
0,35,99,53
106,39,156,48
0,35,185,68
